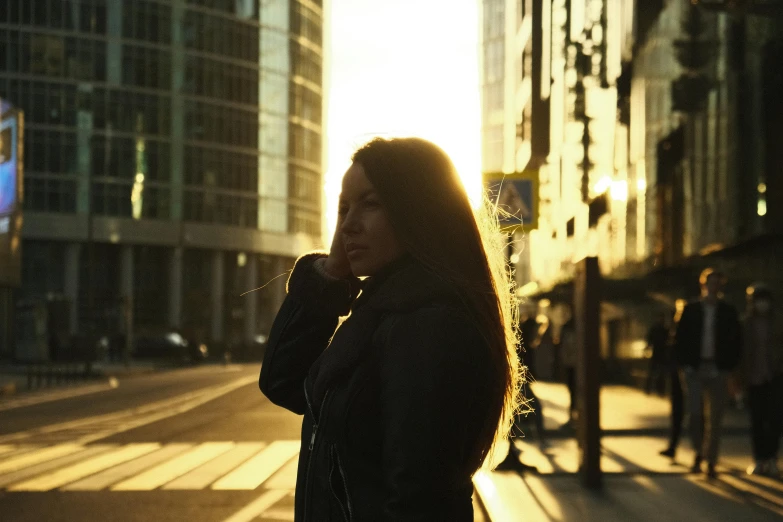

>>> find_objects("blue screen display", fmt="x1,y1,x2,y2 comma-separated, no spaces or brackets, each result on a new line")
0,115,17,216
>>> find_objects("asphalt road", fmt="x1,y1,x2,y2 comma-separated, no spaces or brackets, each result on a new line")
0,363,304,522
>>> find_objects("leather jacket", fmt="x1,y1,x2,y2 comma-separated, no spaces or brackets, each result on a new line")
259,253,494,521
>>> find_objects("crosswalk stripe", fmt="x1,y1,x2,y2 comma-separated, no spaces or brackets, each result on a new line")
220,489,290,522
264,453,300,490
111,442,234,491
63,443,193,491
0,445,115,488
212,440,300,491
0,445,18,457
260,508,295,522
0,445,39,463
163,442,265,490
0,444,84,475
7,443,161,491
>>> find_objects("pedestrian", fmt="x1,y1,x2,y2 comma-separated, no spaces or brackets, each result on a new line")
740,283,782,477
645,312,670,396
559,316,577,429
259,137,523,520
659,306,685,459
674,268,742,478
516,311,547,445
494,312,547,473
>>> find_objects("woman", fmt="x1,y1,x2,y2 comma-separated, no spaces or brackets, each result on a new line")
741,283,783,477
259,137,522,521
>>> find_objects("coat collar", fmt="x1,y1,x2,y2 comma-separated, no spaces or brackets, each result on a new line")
352,254,464,314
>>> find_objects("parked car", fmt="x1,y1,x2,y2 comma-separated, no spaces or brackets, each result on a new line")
133,332,208,364
224,334,267,362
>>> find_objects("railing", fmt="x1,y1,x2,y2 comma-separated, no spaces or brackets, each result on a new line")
25,363,94,391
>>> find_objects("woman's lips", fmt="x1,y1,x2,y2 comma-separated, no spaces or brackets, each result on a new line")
345,244,368,257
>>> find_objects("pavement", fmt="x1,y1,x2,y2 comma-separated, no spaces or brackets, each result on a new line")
474,381,783,521
0,360,214,397
0,365,780,521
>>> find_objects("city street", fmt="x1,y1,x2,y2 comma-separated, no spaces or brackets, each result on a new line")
0,364,305,522
1,365,782,521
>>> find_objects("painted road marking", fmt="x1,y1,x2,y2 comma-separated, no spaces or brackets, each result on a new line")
0,445,115,488
111,442,234,491
264,453,300,490
163,442,265,490
0,381,119,412
212,440,300,491
220,489,290,522
0,375,257,445
63,443,193,491
7,443,160,491
0,444,84,475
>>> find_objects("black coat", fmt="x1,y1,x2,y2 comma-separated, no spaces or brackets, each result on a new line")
674,299,742,371
259,254,494,522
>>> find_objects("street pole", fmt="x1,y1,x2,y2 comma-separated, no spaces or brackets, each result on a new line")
575,256,602,490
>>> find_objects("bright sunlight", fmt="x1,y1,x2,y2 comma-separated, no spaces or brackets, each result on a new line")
323,0,483,245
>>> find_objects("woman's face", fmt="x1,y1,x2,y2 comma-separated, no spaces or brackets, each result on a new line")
338,163,405,277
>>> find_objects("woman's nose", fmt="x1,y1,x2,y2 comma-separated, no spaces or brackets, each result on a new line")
340,210,360,235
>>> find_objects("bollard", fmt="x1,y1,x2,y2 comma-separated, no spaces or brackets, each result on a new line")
574,257,602,490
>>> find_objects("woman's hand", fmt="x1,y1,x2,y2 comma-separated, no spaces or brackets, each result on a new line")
324,219,353,279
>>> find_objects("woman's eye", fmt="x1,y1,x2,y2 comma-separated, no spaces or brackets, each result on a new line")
364,199,380,208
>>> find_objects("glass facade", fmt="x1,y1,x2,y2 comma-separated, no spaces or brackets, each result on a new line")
481,0,505,173
0,0,323,232
2,0,324,356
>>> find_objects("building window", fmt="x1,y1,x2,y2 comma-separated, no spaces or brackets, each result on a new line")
291,42,322,86
24,176,77,213
291,2,322,46
184,146,258,191
121,44,172,90
289,83,322,126
23,128,78,176
122,1,173,44
184,56,258,106
289,124,321,165
185,101,258,149
183,189,258,227
183,9,259,62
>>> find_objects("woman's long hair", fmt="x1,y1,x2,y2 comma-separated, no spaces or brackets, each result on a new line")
352,137,523,470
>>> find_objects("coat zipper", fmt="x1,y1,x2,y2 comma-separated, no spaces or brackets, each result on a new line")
302,381,329,522
335,448,354,521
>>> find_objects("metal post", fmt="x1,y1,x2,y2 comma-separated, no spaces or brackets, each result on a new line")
574,256,602,489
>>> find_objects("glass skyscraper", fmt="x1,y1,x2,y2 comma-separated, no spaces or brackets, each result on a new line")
0,0,324,359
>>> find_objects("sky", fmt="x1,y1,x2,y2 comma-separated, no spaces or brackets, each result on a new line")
323,0,482,244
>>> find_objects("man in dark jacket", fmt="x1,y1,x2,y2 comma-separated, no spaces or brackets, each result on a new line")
675,268,741,478
645,312,670,395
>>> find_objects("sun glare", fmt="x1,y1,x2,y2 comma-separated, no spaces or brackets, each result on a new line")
323,0,482,246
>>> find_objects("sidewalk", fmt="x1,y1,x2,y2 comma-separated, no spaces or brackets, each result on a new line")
0,360,179,397
474,382,782,521
531,381,748,434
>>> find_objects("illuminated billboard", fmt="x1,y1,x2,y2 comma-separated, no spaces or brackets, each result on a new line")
0,113,18,216
0,98,23,288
